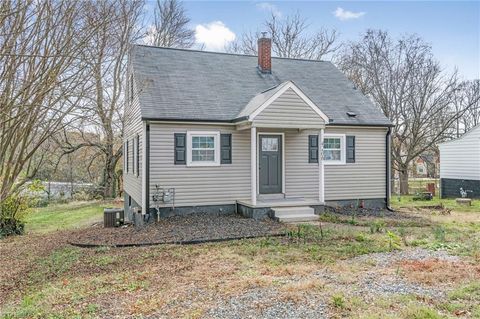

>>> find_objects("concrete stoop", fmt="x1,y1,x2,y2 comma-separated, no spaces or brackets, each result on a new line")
272,206,319,223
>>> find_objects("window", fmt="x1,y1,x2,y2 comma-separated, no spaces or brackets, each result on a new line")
261,138,279,151
323,134,345,165
187,131,220,166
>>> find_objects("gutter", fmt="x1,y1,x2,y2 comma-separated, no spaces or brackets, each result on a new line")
386,127,394,211
328,122,394,128
141,116,249,123
141,117,395,127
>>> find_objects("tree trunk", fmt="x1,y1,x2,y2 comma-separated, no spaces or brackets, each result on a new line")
399,167,409,195
102,154,117,199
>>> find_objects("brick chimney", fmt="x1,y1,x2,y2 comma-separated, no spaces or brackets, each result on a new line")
257,33,271,73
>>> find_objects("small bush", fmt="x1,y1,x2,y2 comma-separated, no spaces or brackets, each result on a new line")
0,194,29,238
72,190,92,201
0,181,43,238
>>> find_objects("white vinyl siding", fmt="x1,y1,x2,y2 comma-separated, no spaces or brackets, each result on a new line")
253,88,326,128
123,70,143,206
149,124,251,207
283,129,320,200
439,127,480,180
324,127,387,200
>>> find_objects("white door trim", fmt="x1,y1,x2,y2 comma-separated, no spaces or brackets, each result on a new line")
257,132,285,195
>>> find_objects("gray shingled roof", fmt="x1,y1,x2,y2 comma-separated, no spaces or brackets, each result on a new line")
131,45,392,126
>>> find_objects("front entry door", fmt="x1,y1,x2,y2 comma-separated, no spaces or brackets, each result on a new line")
259,135,282,194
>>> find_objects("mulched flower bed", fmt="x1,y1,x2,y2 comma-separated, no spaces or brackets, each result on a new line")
69,214,286,247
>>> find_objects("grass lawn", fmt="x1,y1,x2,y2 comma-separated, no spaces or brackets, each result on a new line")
1,201,480,318
25,201,120,234
392,195,480,213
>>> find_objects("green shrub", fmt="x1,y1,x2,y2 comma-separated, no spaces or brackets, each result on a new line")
0,181,43,238
0,194,28,238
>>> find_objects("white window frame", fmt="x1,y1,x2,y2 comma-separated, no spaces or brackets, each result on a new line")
186,131,221,167
323,134,346,165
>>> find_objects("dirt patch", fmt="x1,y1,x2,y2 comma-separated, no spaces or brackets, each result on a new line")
69,214,286,247
399,259,480,285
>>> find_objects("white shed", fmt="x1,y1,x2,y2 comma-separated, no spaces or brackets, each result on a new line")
439,125,480,198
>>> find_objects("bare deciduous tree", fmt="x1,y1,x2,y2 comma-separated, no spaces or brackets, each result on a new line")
338,30,479,194
227,13,338,60
146,0,194,48
0,0,95,200
455,80,480,135
59,0,144,198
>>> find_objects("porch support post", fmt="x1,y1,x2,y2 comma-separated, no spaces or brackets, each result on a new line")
251,126,257,205
319,128,325,203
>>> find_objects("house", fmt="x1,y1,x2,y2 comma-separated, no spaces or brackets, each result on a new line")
123,37,393,222
439,125,480,198
411,153,440,178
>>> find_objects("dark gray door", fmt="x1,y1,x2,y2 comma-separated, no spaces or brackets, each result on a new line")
259,135,282,194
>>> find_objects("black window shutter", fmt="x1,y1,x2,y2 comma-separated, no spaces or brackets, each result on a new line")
346,136,355,163
174,133,186,165
221,134,232,164
136,135,140,176
131,139,134,172
308,135,319,163
125,141,129,172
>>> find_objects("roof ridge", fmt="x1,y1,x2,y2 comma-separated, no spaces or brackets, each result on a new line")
133,44,329,63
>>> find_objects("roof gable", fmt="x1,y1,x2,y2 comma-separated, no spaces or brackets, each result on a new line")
245,81,329,123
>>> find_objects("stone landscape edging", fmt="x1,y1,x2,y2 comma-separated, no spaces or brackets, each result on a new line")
68,232,286,248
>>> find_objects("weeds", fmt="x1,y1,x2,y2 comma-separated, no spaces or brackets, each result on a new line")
369,220,386,234
332,294,346,309
387,231,401,251
433,225,446,242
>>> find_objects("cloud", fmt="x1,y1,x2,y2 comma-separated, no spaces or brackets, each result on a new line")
195,21,236,51
256,2,282,17
334,7,366,21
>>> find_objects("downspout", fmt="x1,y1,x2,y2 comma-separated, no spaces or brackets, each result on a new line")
144,123,150,214
386,127,394,211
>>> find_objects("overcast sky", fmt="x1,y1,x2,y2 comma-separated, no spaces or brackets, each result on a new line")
144,1,480,80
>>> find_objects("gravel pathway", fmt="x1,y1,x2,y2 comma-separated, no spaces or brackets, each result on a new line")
348,248,461,267
342,248,461,299
207,288,328,319
69,214,286,247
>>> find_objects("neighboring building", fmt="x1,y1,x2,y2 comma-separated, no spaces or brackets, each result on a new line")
439,125,480,198
411,154,440,178
123,37,393,222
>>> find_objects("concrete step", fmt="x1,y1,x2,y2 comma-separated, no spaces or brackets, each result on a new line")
272,206,319,222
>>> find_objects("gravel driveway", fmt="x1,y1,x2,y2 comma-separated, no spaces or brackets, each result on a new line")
204,248,463,318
